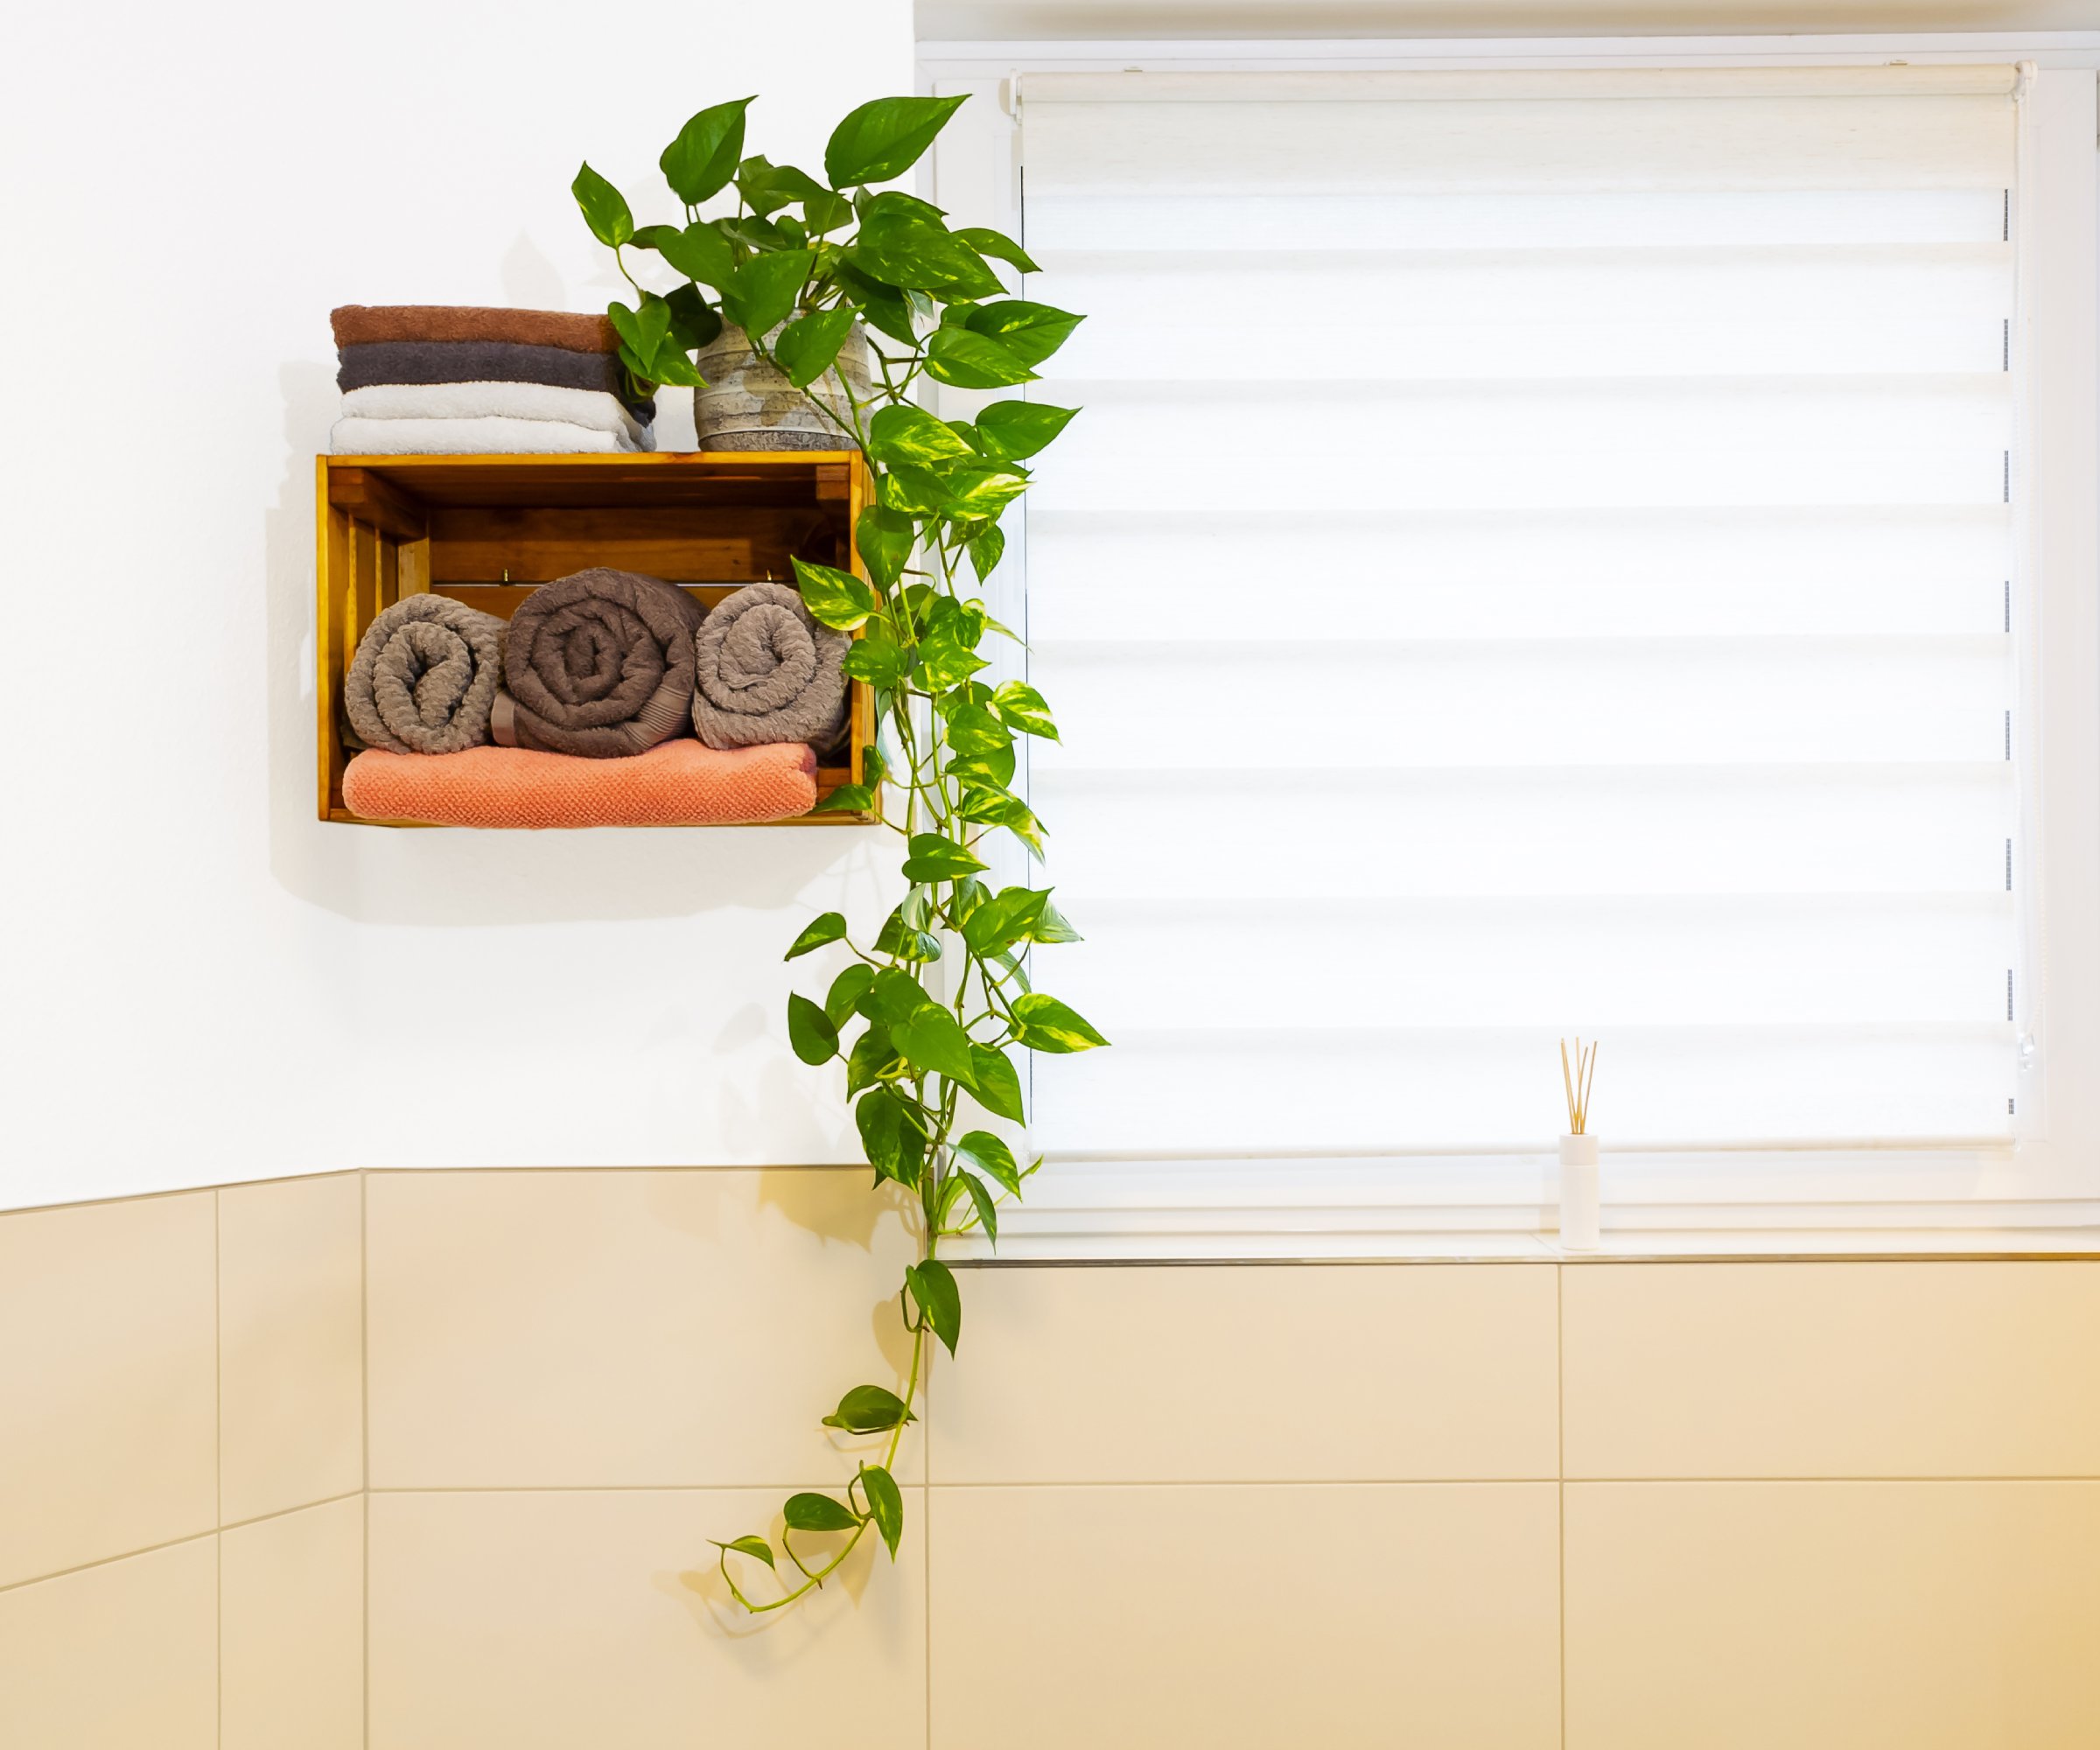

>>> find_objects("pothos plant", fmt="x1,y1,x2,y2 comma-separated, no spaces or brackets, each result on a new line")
574,94,1107,1612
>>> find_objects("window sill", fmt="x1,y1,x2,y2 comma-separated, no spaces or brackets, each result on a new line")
952,1227,2100,1265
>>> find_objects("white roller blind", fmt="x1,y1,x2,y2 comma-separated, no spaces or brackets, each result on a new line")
1015,66,2024,1157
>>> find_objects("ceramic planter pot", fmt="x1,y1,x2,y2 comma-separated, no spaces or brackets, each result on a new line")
693,321,872,452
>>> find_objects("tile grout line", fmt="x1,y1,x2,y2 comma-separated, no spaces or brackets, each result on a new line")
924,1356,934,1750
346,1474,2100,1492
0,1494,367,1599
361,1168,373,1750
1558,1262,1567,1750
214,1189,223,1750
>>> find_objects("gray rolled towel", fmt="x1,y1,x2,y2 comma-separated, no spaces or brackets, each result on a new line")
344,594,508,754
498,567,706,758
691,581,851,754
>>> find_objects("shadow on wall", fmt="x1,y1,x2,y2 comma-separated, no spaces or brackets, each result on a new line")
258,329,886,930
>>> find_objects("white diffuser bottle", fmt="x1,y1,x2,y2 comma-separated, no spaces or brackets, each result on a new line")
1558,1131,1600,1252
1557,1038,1602,1251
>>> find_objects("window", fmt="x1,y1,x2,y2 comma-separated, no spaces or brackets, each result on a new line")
925,49,2100,1253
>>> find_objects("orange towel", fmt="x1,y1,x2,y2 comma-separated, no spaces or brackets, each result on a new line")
341,740,818,829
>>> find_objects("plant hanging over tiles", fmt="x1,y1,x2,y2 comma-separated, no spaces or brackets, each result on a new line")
574,94,1102,1611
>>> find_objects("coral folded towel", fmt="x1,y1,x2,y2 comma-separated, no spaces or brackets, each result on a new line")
340,741,819,828
331,304,619,355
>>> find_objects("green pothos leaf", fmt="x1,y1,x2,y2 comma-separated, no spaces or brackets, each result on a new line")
948,746,1017,790
956,1170,999,1242
1011,992,1110,1054
904,1258,962,1356
792,557,882,631
826,963,876,1028
966,524,1006,582
712,1535,776,1570
787,993,839,1065
942,704,1012,757
846,1024,902,1096
890,1006,978,1088
953,1130,1023,1196
968,1043,1026,1123
900,833,987,883
855,506,917,591
812,783,877,815
783,1491,858,1531
992,681,1059,740
1030,897,1082,944
785,912,848,960
859,1464,906,1558
821,1383,916,1434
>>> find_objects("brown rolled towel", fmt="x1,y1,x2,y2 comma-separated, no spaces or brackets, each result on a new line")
498,568,706,758
337,340,654,422
331,304,618,355
344,594,508,754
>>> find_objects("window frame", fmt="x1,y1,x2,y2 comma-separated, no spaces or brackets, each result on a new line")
920,33,2100,1256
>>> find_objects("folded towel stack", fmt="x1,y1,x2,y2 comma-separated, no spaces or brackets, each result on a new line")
338,572,854,829
328,305,657,455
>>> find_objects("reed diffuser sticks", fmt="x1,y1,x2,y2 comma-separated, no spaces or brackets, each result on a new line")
1559,1037,1598,1137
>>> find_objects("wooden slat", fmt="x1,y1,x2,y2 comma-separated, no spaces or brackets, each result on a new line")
327,466,429,541
427,505,840,585
329,451,863,509
431,583,745,618
397,536,430,598
352,517,381,651
316,458,347,820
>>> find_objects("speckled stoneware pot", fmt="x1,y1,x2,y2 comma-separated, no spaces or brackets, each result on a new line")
694,322,872,452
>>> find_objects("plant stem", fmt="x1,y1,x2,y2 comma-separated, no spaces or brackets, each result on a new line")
726,1287,930,1614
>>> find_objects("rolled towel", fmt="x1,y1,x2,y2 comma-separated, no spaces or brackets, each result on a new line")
337,340,654,421
498,567,706,758
342,382,652,448
330,415,640,456
344,594,508,755
332,304,618,355
692,581,851,755
341,740,819,828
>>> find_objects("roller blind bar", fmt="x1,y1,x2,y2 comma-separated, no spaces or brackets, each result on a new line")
1020,66,2024,102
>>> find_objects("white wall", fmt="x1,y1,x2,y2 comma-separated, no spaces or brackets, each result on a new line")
0,0,914,1209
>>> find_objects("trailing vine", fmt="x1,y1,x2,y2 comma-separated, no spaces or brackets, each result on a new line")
574,93,1103,1611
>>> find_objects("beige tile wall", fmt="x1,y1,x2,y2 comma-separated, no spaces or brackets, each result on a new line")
0,1173,365,1750
7,1170,2100,1750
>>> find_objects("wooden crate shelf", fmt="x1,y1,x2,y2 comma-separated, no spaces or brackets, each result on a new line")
315,452,878,827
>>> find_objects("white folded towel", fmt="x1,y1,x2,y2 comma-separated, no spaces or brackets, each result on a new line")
341,381,653,449
329,416,640,456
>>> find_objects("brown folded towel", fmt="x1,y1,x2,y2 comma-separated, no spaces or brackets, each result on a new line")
498,568,706,758
336,340,654,421
331,304,618,355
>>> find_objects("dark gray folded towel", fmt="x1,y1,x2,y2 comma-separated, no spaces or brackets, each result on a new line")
692,582,850,754
497,567,705,758
337,340,654,423
344,594,508,754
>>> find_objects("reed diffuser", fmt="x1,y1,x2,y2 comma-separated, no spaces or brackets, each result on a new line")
1558,1038,1601,1250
